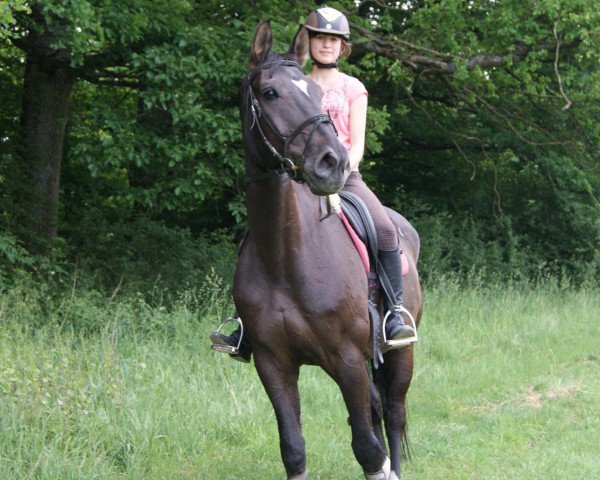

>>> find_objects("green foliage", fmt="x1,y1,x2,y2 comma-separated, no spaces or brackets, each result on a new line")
0,0,30,38
412,210,537,285
64,217,238,298
0,232,68,289
0,0,598,290
356,0,600,285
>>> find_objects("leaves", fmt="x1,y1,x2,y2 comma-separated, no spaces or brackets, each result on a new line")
0,0,598,285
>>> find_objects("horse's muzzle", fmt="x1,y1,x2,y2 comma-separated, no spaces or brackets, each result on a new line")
305,149,350,195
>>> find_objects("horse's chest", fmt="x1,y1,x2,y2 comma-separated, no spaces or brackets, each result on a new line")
234,245,365,316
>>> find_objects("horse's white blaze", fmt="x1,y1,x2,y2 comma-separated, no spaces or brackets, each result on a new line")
292,79,310,97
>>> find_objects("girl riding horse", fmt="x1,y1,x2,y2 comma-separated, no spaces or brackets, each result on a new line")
211,7,416,362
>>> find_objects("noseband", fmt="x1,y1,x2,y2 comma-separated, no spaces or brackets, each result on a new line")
244,59,337,184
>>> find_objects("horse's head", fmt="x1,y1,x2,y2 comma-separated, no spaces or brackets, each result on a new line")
242,21,350,195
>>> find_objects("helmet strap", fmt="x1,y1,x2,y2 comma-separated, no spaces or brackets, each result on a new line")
310,52,339,69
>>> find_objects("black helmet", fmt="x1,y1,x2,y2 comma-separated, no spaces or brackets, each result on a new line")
304,7,350,41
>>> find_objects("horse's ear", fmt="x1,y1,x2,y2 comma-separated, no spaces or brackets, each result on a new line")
251,20,273,69
289,25,309,67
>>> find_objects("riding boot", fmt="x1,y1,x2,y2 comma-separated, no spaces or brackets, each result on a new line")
209,314,253,363
378,248,416,341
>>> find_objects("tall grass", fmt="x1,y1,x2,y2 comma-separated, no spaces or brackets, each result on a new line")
0,278,598,479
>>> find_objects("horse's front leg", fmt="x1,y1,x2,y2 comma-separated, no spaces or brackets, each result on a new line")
331,353,389,479
254,352,307,479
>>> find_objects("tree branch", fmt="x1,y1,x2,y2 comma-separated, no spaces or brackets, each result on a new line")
350,20,579,75
553,22,572,111
75,66,140,88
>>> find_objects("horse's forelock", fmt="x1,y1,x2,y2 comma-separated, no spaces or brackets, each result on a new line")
254,52,304,75
282,51,302,64
255,52,284,73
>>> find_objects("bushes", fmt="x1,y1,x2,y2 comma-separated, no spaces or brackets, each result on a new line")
0,267,231,339
1,220,239,314
69,217,238,296
0,232,67,289
412,211,600,287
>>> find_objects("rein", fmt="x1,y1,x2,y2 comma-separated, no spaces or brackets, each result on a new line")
244,59,336,184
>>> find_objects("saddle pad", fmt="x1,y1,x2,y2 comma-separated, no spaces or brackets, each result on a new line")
339,211,370,274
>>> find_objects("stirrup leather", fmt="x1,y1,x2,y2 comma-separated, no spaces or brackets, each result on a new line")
211,316,244,355
382,305,418,351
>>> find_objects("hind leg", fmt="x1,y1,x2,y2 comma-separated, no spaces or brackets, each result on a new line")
382,347,414,479
254,352,306,479
385,396,408,480
370,376,387,454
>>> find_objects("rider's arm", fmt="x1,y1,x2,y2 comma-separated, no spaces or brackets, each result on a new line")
348,92,368,171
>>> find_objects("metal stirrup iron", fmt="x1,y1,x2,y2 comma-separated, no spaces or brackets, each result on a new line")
211,316,245,355
382,305,418,351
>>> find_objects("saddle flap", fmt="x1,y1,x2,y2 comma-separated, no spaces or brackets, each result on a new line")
335,191,410,277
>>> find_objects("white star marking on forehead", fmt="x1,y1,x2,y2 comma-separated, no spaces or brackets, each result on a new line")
292,79,310,97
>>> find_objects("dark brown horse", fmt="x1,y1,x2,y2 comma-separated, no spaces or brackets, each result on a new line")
232,21,422,480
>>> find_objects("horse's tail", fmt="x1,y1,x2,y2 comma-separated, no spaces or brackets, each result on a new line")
399,402,413,461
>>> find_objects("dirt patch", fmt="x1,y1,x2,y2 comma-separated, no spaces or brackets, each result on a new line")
462,384,580,413
524,384,579,409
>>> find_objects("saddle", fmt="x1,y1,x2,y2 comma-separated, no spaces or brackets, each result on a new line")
328,191,418,366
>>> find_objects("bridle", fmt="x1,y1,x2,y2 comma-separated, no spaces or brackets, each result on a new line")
244,59,337,184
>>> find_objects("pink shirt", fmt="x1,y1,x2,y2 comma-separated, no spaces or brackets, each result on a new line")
319,73,368,152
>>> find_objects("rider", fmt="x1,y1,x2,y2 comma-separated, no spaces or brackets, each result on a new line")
210,7,416,362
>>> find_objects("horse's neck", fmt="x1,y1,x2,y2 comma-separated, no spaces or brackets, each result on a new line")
246,179,316,275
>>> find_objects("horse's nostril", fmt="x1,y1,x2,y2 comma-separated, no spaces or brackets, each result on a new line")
321,153,338,169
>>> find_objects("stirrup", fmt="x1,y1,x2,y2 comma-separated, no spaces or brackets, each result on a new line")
382,305,418,351
211,316,244,355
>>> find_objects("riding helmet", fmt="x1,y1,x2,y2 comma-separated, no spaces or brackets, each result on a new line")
304,7,350,41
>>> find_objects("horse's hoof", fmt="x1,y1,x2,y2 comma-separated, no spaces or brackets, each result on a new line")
364,457,391,480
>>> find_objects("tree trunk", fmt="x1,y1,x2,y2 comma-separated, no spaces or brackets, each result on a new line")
19,27,75,249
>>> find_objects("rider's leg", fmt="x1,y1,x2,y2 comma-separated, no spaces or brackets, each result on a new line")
342,172,415,342
378,248,415,340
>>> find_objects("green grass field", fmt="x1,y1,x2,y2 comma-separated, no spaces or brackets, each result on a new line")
1,280,598,479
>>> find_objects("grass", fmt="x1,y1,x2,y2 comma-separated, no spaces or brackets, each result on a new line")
0,279,598,479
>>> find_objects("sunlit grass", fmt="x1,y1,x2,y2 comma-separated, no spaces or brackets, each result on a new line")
0,279,598,479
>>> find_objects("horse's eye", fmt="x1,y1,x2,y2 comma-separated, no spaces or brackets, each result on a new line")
263,88,278,100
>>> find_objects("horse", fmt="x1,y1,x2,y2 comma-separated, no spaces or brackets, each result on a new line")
232,20,423,480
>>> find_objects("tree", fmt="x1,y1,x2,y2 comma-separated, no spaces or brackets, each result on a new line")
5,0,264,250
346,0,600,279
1,0,598,286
